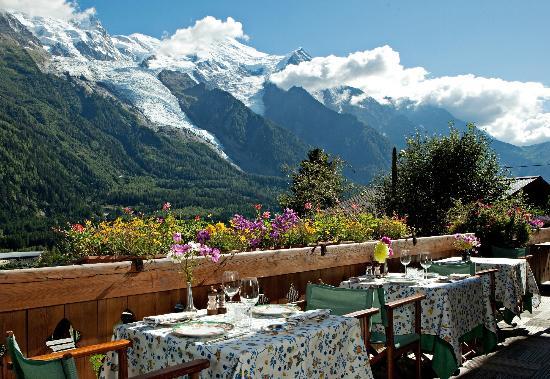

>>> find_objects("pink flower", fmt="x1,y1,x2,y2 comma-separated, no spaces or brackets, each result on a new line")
122,207,133,215
162,202,171,211
381,236,392,246
210,248,221,263
304,202,312,210
195,215,201,221
71,224,84,233
173,232,182,243
262,211,271,219
351,203,358,210
254,204,262,210
171,243,190,255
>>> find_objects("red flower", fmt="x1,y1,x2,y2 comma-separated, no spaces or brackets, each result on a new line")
254,204,262,210
195,215,201,221
304,202,312,210
71,224,84,233
162,202,171,211
351,203,358,210
122,207,133,215
262,211,271,219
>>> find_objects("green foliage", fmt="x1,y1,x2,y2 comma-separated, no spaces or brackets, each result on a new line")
447,197,533,248
159,71,307,177
376,125,507,235
90,354,105,378
0,38,286,250
279,148,345,215
374,215,410,240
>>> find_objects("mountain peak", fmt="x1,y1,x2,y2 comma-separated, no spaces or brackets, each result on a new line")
276,47,312,71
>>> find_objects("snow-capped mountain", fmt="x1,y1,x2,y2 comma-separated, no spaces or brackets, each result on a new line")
5,11,314,157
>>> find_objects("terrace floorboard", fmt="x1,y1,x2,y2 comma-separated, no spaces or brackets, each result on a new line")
454,295,550,379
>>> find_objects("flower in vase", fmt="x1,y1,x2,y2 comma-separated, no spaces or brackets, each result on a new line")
373,236,393,263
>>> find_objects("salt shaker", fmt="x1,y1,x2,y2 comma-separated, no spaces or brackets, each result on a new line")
217,285,227,314
207,286,218,315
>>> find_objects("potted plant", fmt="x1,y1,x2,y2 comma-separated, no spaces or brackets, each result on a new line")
452,234,481,261
447,198,533,258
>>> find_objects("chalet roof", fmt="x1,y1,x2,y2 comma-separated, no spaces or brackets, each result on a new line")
506,176,548,196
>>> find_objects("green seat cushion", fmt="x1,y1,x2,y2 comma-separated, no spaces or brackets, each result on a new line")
6,335,79,379
306,283,373,316
430,262,474,276
370,331,420,349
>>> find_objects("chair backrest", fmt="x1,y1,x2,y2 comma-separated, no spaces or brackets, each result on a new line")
6,333,79,379
430,261,475,276
371,287,388,327
306,283,373,316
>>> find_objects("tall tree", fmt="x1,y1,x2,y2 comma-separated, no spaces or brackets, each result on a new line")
376,124,507,235
279,148,345,215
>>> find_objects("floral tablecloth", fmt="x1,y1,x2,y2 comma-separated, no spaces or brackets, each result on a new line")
100,312,373,379
437,257,541,315
340,276,496,366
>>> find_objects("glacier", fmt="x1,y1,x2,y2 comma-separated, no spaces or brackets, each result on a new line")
6,11,312,160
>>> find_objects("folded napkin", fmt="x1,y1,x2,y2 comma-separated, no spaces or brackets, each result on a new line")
143,312,196,326
287,309,330,324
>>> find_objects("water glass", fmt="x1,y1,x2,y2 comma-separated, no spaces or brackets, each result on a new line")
222,271,240,302
240,277,259,326
400,250,411,277
420,252,432,280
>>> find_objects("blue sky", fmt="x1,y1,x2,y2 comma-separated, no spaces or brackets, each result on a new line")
79,0,550,86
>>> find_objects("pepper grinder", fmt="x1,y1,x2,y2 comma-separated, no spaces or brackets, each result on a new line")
207,286,218,315
217,285,227,314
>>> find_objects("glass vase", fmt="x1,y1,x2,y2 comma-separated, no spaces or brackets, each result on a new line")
185,281,197,312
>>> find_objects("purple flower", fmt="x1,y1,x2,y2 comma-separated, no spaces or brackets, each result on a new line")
173,232,182,243
171,243,190,255
197,229,211,244
270,208,300,241
381,236,392,245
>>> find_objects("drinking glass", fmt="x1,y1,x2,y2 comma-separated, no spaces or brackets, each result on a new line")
240,277,259,326
222,271,240,301
400,250,411,278
420,252,432,280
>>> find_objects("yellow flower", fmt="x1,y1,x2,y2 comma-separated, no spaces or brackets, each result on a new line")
373,242,389,263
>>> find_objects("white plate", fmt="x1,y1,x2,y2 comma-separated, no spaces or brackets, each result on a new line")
172,322,233,338
252,304,298,318
387,278,418,285
449,273,470,280
386,273,405,278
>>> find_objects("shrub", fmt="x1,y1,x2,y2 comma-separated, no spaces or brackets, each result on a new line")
374,215,410,240
447,197,533,248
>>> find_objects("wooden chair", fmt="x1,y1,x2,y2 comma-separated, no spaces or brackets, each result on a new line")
6,331,209,379
295,283,425,379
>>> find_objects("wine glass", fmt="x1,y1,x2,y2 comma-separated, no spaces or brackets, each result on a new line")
420,252,432,280
222,271,240,302
240,277,259,326
400,250,411,278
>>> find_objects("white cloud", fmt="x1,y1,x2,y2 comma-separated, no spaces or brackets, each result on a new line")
158,16,249,58
270,45,550,146
0,0,94,20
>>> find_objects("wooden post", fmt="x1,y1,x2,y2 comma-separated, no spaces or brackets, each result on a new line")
117,348,128,379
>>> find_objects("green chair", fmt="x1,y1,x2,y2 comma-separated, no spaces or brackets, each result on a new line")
430,261,475,276
302,283,425,379
6,331,210,379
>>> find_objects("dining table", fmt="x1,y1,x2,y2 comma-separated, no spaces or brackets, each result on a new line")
100,308,374,379
340,273,497,379
435,256,541,321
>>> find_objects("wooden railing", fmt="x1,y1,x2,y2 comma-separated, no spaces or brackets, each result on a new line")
0,230,549,379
